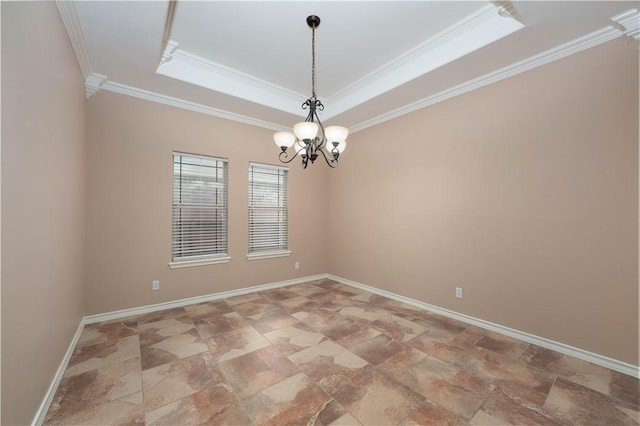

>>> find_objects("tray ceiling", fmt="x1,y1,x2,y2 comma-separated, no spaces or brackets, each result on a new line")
60,1,639,133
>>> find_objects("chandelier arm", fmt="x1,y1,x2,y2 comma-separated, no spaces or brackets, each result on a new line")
278,149,301,164
313,109,327,149
316,145,338,168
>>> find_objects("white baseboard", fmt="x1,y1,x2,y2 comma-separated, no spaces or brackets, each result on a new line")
84,274,326,324
326,274,640,379
32,319,86,426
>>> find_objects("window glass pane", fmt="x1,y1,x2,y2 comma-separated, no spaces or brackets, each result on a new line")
172,153,228,261
248,163,288,253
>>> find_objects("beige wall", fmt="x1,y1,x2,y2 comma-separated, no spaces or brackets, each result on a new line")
328,38,639,365
1,2,87,424
85,92,329,314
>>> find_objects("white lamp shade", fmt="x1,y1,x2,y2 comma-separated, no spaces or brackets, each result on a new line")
325,126,349,143
273,131,296,148
293,122,319,141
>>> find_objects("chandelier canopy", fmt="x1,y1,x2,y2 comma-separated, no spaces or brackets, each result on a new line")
274,15,348,169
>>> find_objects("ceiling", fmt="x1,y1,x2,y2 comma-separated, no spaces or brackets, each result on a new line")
60,1,639,133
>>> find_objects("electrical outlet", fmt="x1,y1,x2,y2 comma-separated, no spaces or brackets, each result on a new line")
455,287,463,299
152,280,160,291
295,261,300,270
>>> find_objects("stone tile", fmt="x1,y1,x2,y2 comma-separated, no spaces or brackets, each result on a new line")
331,367,424,425
246,307,299,333
261,288,302,302
480,386,562,425
77,317,138,348
380,354,488,419
142,351,223,412
339,331,415,366
242,372,333,425
224,292,264,306
413,313,467,335
219,345,299,398
233,298,280,320
65,335,140,377
312,399,355,425
475,331,529,360
328,412,362,425
138,315,196,343
314,292,356,311
44,280,637,425
400,400,469,426
288,340,368,394
610,371,640,407
338,306,390,323
44,357,143,425
469,409,510,425
140,327,208,371
278,295,319,313
183,300,233,320
206,326,271,363
288,283,329,298
193,311,246,339
264,323,327,355
520,344,613,395
145,384,249,425
372,314,427,342
543,377,639,425
459,347,554,403
296,308,371,341
138,307,188,325
412,338,474,366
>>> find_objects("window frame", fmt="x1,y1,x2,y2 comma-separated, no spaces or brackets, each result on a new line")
247,162,291,260
169,151,230,269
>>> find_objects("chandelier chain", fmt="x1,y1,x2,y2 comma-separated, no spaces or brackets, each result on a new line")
311,25,316,98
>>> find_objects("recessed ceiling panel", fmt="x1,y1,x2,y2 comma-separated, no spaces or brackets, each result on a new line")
160,1,524,116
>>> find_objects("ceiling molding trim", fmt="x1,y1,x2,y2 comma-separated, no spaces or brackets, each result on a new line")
323,4,525,120
100,80,289,132
350,25,622,133
85,73,107,99
611,9,640,40
156,43,306,116
56,1,92,78
160,40,180,66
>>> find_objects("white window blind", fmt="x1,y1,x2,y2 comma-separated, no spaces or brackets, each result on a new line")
172,152,228,264
248,163,288,256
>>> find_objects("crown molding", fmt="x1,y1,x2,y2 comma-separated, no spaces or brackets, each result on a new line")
611,8,640,40
56,1,92,78
160,39,180,66
85,73,107,99
67,4,635,136
349,24,623,133
156,42,306,116
99,80,288,132
323,4,524,119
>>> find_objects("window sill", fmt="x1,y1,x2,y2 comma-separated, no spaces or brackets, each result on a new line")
169,256,231,269
246,250,291,261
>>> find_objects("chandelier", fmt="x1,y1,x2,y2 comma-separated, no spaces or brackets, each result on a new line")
274,15,348,169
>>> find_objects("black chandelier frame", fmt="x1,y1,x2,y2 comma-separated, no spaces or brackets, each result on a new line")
277,15,342,169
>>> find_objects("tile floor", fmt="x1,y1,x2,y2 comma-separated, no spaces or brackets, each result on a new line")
44,279,639,425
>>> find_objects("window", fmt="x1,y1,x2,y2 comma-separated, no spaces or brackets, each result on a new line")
170,152,229,268
248,163,290,259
